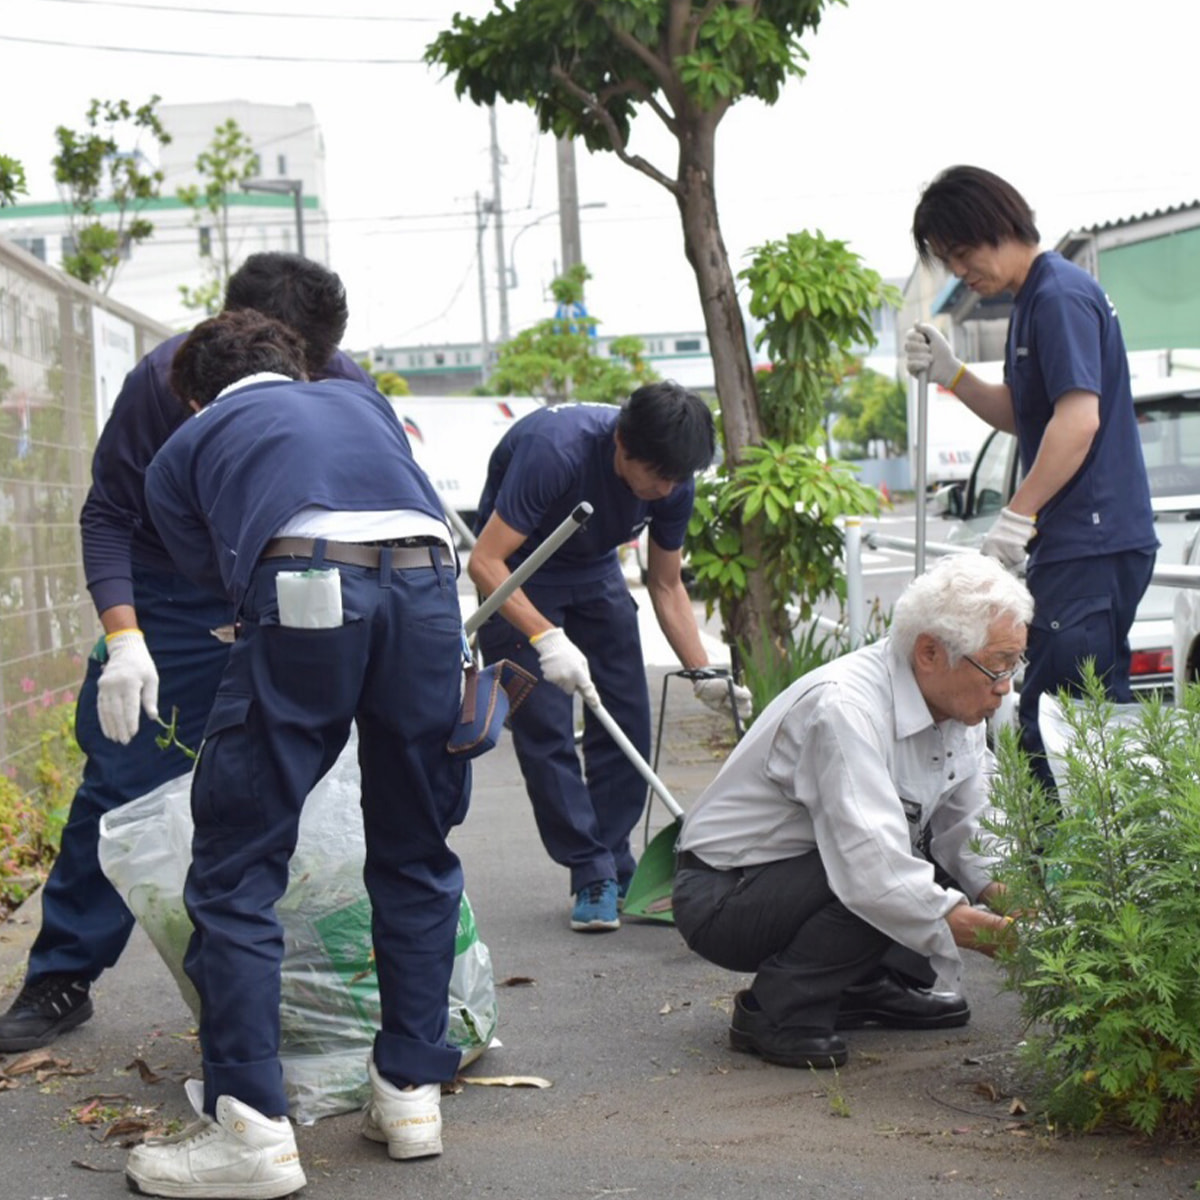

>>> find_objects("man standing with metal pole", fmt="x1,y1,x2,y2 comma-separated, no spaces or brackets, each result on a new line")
904,165,1156,791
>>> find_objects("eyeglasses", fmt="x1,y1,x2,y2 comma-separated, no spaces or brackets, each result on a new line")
962,654,1027,684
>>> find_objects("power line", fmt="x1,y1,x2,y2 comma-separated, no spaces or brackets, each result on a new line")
0,32,425,63
32,0,439,19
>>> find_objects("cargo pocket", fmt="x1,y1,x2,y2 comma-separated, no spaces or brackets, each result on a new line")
1032,592,1116,692
193,692,261,831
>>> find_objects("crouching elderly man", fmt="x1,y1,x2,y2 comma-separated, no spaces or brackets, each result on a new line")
673,554,1027,1069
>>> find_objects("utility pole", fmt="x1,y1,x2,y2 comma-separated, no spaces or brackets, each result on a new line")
490,107,510,343
556,137,582,274
475,190,491,387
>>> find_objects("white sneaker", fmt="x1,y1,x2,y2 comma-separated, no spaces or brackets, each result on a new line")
126,1078,306,1199
361,1056,443,1159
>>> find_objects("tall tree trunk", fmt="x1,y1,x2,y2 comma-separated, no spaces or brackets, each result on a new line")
674,116,774,659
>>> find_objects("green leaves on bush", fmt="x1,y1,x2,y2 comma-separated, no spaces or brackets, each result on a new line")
986,666,1200,1136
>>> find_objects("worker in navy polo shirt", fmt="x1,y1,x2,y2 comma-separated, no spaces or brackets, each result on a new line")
0,253,374,1055
128,310,468,1199
904,166,1157,791
469,385,751,932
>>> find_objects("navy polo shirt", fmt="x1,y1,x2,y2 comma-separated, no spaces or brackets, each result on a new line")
1005,252,1156,566
474,403,695,584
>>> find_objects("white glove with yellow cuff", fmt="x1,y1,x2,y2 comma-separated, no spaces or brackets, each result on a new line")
97,629,160,744
904,322,966,390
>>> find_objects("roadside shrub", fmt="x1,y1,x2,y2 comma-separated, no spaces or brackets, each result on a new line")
985,666,1200,1137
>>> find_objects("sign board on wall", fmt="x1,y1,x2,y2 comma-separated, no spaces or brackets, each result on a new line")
92,307,138,430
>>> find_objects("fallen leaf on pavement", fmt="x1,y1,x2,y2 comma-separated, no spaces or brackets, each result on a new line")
972,1081,1001,1102
500,976,536,987
460,1075,552,1089
71,1161,123,1174
1009,1098,1027,1116
125,1059,165,1085
5,1049,73,1077
659,1003,673,1015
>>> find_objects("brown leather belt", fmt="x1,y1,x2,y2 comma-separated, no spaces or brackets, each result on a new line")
261,537,454,570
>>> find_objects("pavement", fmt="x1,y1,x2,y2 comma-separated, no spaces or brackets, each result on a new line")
3,580,1200,1198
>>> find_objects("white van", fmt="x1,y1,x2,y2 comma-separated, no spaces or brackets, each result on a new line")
390,394,543,528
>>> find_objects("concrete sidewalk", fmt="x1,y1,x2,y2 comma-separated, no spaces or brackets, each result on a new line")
3,658,1200,1197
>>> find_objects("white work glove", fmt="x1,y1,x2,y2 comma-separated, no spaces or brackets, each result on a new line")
97,630,160,744
531,627,597,701
693,677,753,723
904,322,964,389
981,507,1036,570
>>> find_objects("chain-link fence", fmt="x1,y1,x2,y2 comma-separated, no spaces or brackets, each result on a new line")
0,238,171,839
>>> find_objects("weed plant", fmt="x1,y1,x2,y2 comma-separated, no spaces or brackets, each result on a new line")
985,666,1200,1137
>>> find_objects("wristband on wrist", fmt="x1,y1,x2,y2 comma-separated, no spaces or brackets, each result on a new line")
104,627,143,643
948,362,967,389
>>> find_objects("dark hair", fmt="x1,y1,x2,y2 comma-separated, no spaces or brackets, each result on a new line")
912,165,1040,266
170,310,307,407
615,380,714,481
223,252,349,375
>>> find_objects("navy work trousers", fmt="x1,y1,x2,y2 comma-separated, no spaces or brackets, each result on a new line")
184,551,469,1117
29,567,232,984
477,569,650,894
1020,549,1155,789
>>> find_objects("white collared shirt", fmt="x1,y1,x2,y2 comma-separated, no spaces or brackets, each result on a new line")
678,638,998,984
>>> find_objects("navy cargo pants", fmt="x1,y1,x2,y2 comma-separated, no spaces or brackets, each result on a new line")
477,568,651,895
183,548,470,1118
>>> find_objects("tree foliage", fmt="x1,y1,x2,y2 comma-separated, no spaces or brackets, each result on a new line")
489,263,657,404
831,367,907,458
741,229,900,446
52,96,171,293
177,119,260,314
428,2,843,653
0,154,27,207
359,362,411,396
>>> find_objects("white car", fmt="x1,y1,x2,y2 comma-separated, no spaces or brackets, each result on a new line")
935,378,1200,697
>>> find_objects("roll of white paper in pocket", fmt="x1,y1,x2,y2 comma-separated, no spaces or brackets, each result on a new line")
276,568,343,629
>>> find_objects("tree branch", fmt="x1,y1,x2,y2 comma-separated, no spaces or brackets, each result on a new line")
550,65,679,195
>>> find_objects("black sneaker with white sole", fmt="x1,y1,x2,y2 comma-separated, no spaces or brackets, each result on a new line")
0,973,93,1052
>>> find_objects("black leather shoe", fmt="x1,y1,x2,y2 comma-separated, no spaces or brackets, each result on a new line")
729,990,848,1068
0,973,93,1052
835,973,969,1030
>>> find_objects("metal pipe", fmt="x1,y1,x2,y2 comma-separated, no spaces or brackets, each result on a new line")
582,689,684,819
915,370,929,576
844,516,864,648
464,502,593,636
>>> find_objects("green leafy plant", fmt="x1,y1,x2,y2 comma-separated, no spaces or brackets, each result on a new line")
986,666,1200,1137
53,96,171,292
0,153,27,206
154,707,197,761
488,263,657,403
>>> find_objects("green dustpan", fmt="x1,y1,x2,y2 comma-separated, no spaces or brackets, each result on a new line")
582,690,685,925
622,817,682,923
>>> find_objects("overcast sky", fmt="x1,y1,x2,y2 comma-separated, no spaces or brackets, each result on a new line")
1,0,1195,351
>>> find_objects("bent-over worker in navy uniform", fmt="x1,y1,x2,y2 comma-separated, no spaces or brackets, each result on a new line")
128,311,468,1200
469,384,750,933
0,252,373,1055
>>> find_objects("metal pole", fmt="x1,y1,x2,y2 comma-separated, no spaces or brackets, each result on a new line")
475,191,491,386
556,137,582,273
292,182,305,258
465,502,593,636
582,690,684,819
844,516,864,648
914,370,929,577
489,107,510,343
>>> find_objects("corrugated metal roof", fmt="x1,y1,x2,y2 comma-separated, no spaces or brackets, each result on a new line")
1078,199,1200,235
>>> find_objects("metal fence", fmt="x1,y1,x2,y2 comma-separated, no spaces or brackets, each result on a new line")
0,237,171,796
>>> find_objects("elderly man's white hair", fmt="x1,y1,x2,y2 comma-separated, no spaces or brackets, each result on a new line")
890,553,1033,665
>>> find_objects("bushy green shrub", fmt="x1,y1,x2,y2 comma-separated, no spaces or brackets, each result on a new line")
986,667,1200,1137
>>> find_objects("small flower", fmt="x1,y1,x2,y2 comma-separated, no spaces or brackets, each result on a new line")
41,689,53,708
20,677,35,694
64,691,75,704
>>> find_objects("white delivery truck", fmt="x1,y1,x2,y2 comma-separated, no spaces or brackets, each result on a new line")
389,394,543,530
906,361,999,492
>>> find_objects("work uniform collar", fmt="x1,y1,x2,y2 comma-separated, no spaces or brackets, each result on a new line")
886,638,937,741
215,371,294,400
